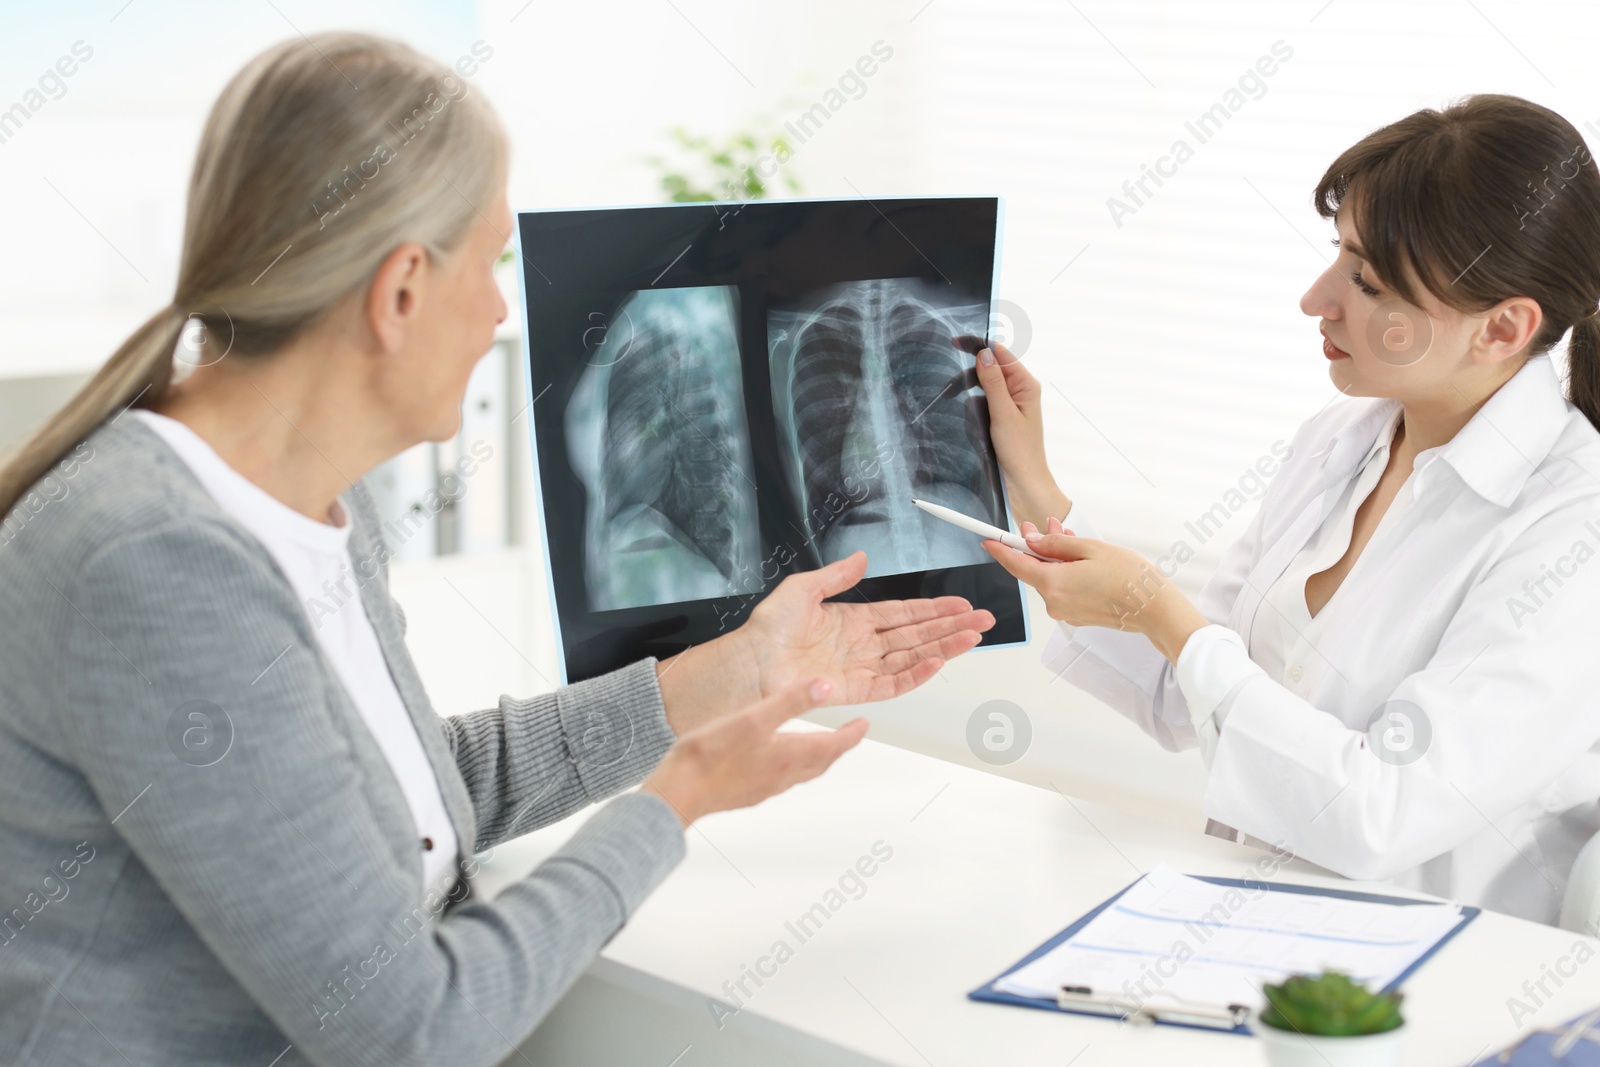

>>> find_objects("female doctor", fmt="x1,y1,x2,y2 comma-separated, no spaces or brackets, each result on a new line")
977,93,1600,925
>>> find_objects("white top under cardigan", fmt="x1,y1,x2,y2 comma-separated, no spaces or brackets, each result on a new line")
1042,352,1600,923
129,409,461,900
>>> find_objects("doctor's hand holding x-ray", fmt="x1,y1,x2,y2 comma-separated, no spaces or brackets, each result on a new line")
956,337,1213,666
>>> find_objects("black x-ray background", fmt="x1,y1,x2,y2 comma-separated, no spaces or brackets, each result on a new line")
518,197,1027,683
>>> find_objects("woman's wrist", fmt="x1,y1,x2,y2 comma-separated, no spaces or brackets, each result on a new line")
655,632,760,737
1140,585,1212,666
639,773,700,829
1006,467,1072,530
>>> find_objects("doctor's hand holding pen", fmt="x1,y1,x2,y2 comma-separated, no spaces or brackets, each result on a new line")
953,336,1213,665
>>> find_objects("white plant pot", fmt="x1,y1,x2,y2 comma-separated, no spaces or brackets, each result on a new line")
1254,1019,1405,1067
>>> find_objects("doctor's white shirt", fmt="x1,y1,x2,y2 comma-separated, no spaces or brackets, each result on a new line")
1043,351,1600,923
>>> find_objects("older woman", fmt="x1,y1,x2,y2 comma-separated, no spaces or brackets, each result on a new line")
0,33,993,1067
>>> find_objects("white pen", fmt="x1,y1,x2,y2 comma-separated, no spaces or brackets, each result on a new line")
911,498,1055,561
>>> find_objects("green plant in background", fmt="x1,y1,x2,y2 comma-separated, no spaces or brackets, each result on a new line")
1259,971,1405,1036
646,123,802,203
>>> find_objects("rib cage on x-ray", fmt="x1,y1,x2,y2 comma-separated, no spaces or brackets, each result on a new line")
565,286,761,611
770,278,1003,577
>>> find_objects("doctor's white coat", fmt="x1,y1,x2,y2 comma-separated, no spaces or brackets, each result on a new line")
1045,352,1600,924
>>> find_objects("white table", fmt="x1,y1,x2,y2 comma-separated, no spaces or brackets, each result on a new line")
391,548,1600,1065
473,723,1600,1067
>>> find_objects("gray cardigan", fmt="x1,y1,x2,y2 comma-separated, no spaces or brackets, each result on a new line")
0,415,686,1066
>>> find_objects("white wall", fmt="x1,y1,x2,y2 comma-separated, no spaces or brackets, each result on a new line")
0,1,481,379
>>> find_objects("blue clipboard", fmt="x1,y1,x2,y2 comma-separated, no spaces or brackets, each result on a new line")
1469,1007,1600,1064
967,872,1482,1036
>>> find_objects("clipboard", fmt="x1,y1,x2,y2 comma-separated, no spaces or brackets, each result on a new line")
967,872,1481,1036
1470,1006,1600,1064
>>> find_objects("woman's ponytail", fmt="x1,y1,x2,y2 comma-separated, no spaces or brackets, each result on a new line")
1566,311,1600,436
0,305,185,519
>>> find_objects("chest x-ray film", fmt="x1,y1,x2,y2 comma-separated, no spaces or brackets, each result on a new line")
517,196,1027,682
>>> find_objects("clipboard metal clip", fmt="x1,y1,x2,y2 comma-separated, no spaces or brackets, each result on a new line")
1057,985,1251,1032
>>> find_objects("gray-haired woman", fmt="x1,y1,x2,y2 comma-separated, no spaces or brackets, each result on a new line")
0,33,994,1067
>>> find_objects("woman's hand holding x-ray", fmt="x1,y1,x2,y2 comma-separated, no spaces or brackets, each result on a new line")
957,336,1210,663
656,551,996,735
954,337,1071,531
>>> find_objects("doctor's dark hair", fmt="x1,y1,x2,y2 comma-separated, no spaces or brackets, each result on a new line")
1313,93,1600,434
0,32,508,520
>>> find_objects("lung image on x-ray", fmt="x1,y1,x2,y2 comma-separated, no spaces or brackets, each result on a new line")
769,277,1003,578
519,197,1025,683
564,285,762,611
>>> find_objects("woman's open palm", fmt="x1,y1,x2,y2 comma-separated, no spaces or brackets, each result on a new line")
741,551,996,704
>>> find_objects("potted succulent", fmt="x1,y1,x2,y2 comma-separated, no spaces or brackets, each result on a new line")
1254,971,1406,1067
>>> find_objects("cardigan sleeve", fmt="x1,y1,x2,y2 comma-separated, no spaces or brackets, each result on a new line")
441,660,679,850
61,516,685,1067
